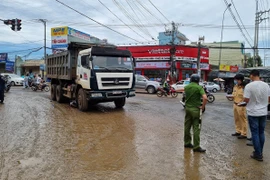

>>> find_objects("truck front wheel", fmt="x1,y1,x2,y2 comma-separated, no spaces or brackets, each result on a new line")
77,89,88,111
51,84,57,101
114,98,126,108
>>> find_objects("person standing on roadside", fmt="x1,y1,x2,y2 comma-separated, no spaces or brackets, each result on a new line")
0,75,5,104
184,74,208,153
231,74,248,139
24,73,29,88
243,70,270,161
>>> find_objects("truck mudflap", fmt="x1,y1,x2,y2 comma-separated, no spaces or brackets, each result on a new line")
86,89,135,100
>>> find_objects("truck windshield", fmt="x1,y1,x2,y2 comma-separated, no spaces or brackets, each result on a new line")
92,56,133,70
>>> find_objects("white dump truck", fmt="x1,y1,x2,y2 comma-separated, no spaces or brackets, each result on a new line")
46,42,136,111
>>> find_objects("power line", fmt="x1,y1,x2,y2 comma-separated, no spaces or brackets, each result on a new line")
112,0,153,39
55,0,141,43
80,0,116,23
135,0,165,25
231,0,253,42
0,47,43,54
148,0,170,23
97,0,149,41
224,0,253,47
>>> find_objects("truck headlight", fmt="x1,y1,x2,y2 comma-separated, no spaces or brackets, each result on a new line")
91,93,103,97
129,91,136,96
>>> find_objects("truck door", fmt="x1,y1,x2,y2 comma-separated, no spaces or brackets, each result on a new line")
77,55,91,89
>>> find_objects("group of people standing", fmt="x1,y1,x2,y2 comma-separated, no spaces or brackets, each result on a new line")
232,70,269,161
183,70,269,162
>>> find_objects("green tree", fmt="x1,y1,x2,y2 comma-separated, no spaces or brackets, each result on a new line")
246,56,262,67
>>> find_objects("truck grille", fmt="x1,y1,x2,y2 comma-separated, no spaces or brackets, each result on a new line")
101,77,130,87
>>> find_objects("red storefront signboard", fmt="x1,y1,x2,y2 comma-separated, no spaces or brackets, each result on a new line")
230,66,239,72
118,45,209,63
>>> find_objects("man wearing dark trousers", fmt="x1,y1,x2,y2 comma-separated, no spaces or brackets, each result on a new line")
244,70,270,161
0,75,5,104
184,74,208,153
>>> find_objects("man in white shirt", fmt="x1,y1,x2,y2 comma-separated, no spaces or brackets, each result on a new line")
244,70,270,161
36,74,42,84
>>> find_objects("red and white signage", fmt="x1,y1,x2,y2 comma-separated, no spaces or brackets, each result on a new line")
230,66,239,72
136,62,180,69
118,45,209,63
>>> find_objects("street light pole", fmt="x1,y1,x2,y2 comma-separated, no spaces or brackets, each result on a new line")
218,3,231,78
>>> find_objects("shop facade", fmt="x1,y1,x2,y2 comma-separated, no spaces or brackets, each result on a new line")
118,45,210,82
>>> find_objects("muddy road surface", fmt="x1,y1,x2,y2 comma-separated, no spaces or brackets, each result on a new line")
0,88,270,180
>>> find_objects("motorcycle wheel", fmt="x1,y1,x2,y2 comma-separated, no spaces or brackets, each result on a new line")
31,86,37,91
44,86,50,92
157,91,163,97
171,92,178,98
207,94,215,103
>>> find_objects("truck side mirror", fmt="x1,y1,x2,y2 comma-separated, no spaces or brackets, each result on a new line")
132,57,136,67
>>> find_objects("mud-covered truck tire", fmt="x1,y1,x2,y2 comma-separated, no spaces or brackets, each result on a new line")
56,85,64,103
51,84,57,101
114,98,126,108
77,89,89,111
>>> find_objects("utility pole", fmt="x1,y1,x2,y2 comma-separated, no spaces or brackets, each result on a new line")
169,21,176,83
197,36,204,76
253,0,270,67
39,19,47,78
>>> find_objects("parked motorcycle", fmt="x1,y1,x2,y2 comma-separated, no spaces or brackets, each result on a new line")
180,86,215,104
225,86,234,101
31,83,50,92
4,81,11,93
156,87,178,98
2,76,11,93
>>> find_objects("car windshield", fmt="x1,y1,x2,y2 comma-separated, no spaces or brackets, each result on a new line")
142,75,149,80
92,56,133,70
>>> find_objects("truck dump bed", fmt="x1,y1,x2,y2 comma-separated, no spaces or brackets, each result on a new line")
46,49,78,80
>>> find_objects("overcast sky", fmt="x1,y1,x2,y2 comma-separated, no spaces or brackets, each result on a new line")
0,0,269,63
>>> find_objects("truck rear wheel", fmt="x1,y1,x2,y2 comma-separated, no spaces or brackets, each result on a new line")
56,85,64,103
114,98,126,108
77,89,88,111
51,84,57,101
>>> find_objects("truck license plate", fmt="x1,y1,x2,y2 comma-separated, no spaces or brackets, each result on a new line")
112,91,122,94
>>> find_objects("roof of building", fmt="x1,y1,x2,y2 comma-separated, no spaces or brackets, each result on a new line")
21,60,44,67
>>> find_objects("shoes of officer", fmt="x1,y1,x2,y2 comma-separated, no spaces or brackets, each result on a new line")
193,147,206,153
231,132,241,136
184,144,206,153
184,144,193,148
237,135,247,139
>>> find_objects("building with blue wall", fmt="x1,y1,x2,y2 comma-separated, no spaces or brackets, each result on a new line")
158,31,189,45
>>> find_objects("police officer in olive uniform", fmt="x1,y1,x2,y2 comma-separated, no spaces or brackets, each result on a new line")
184,74,208,152
0,75,5,103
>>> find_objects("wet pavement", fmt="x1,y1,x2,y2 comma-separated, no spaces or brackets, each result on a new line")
0,87,270,180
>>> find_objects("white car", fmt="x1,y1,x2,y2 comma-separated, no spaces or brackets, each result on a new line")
171,80,190,92
0,73,24,86
201,82,220,93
